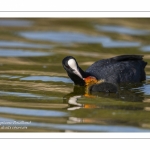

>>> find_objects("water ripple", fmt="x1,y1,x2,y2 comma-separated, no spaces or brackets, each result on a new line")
20,75,73,83
19,31,140,48
140,45,150,52
95,25,150,35
0,117,149,132
0,19,33,27
0,49,53,57
0,41,52,49
0,107,68,117
0,91,45,98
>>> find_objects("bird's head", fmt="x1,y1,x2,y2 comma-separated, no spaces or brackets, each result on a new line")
62,56,100,86
62,56,85,86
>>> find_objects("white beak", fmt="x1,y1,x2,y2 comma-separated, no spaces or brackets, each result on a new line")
73,68,83,79
68,58,83,79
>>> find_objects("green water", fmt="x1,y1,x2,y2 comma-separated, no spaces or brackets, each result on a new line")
0,18,150,132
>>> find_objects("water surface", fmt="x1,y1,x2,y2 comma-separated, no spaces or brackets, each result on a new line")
20,75,72,83
95,25,150,35
0,49,52,57
0,18,150,132
19,31,141,48
0,41,52,49
0,19,33,27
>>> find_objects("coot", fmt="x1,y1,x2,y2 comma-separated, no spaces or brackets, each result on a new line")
62,55,147,92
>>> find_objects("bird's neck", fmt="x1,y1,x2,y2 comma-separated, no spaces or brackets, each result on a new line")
68,67,88,86
78,67,89,78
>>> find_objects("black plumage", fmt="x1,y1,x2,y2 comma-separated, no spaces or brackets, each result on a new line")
62,55,147,92
89,82,118,93
86,55,147,84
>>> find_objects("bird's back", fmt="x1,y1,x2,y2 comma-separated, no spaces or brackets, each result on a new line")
86,55,147,84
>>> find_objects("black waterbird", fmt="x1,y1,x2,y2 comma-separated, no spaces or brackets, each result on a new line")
62,55,147,93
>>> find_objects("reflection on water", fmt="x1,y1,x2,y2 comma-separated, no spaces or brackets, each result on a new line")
67,95,83,111
140,45,150,52
0,91,58,100
50,123,150,132
0,49,53,57
132,84,150,96
0,41,52,49
0,19,33,27
1,18,150,132
19,31,140,48
95,25,150,35
0,91,44,98
0,74,21,79
1,117,149,132
0,107,68,117
62,84,146,117
20,75,73,83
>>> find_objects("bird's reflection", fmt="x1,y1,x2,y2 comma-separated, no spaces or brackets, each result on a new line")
67,95,82,110
63,83,149,128
63,86,98,110
63,83,145,110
